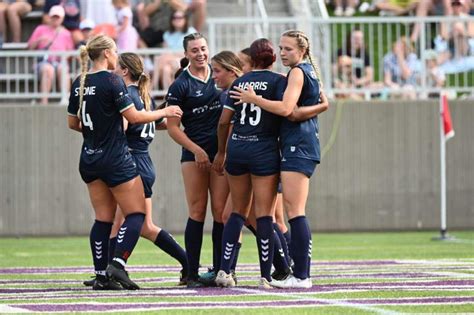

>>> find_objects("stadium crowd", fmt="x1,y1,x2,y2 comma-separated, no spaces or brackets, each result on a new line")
0,0,472,104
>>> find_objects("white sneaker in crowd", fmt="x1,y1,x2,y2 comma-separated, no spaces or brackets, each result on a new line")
344,6,356,16
270,275,312,289
334,6,344,16
215,270,235,288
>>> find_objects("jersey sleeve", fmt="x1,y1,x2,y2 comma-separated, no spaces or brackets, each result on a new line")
110,74,134,113
166,80,186,106
223,85,237,112
67,78,80,117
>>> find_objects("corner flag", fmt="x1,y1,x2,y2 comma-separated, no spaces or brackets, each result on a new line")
441,94,455,141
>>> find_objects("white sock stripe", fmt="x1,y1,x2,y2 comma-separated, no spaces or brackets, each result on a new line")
112,257,126,267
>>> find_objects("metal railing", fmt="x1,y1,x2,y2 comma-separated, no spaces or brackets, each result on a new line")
0,15,473,104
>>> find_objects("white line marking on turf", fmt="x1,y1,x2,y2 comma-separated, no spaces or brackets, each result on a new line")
0,304,33,313
233,287,402,315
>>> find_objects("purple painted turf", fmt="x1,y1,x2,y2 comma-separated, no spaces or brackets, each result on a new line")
13,300,327,312
12,296,474,312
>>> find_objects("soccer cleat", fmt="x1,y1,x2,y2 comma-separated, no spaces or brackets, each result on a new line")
258,277,273,289
92,277,122,290
215,270,235,288
271,268,291,281
186,278,206,288
178,269,188,286
106,264,140,290
198,268,217,287
83,276,96,287
270,275,312,289
231,270,238,285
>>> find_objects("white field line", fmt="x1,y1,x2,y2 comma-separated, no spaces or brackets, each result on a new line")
234,287,401,315
0,304,33,313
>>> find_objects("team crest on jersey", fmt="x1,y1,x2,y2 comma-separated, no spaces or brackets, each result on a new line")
195,90,203,97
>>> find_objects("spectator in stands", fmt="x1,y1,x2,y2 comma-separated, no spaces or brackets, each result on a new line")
77,18,94,46
137,0,187,48
43,0,83,45
410,0,453,43
383,36,421,99
425,49,446,89
28,5,74,105
0,0,40,44
334,55,364,99
337,29,375,88
333,0,358,16
81,0,117,25
112,0,139,51
152,9,196,90
184,0,206,32
374,0,419,16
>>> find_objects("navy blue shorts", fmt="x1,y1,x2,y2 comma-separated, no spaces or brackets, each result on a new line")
80,152,139,187
181,139,218,163
280,157,318,178
226,157,280,176
132,152,156,198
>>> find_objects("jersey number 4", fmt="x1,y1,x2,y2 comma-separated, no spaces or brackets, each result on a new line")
81,101,94,130
240,103,261,126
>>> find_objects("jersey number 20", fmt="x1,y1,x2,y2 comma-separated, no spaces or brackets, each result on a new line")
240,103,261,126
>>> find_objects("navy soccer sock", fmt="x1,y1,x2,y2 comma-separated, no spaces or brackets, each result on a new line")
221,213,245,273
246,224,257,236
289,216,311,279
111,213,145,269
90,220,112,276
212,221,224,272
108,237,117,264
230,242,242,272
155,230,188,276
273,223,291,267
256,216,275,282
184,218,204,279
272,226,290,274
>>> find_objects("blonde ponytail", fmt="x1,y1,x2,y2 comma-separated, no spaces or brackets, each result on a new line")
77,45,89,120
138,73,152,111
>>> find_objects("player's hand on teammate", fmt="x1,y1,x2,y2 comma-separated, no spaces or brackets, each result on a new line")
212,152,226,175
230,85,257,105
162,105,183,118
193,147,211,169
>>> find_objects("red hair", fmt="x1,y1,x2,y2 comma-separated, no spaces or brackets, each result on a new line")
250,38,276,69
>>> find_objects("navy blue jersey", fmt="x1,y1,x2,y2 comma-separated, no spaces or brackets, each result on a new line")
67,71,134,169
166,65,222,148
125,85,164,152
224,69,286,162
280,63,321,162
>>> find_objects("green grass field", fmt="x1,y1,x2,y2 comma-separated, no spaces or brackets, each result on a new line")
1,231,473,314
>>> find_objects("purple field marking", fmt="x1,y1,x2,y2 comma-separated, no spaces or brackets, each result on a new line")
11,296,474,312
0,261,405,274
12,299,328,312
1,279,474,296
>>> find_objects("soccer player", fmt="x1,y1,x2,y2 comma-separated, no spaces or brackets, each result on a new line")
213,38,288,289
231,30,329,289
67,34,182,290
166,32,229,288
83,53,189,286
